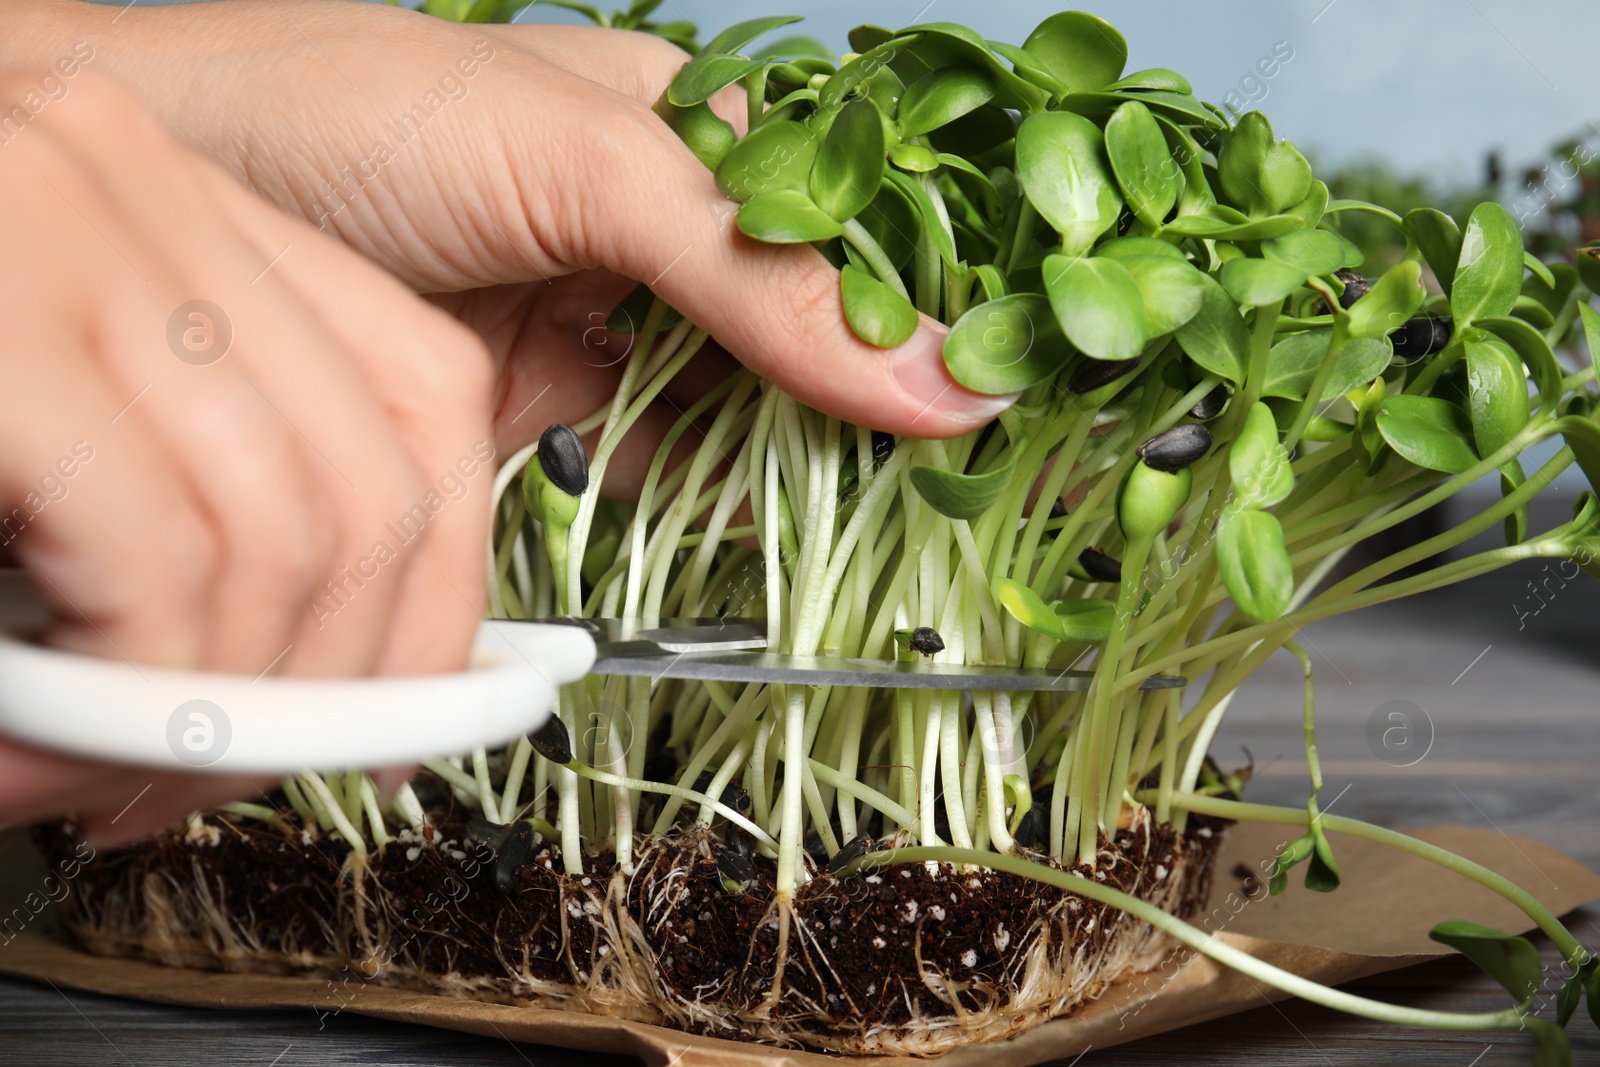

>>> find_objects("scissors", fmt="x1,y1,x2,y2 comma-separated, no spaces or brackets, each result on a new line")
0,576,1183,774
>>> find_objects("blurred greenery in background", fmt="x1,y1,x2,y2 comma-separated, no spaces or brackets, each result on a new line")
1317,159,1487,279
1320,129,1600,290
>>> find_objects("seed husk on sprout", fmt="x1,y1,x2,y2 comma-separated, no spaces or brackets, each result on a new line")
1078,547,1123,583
828,833,872,877
530,716,572,764
908,626,944,657
537,423,590,497
718,849,756,895
1190,383,1230,420
1012,805,1047,851
494,820,535,893
1391,315,1454,359
1137,424,1213,473
1066,355,1142,395
1333,268,1371,309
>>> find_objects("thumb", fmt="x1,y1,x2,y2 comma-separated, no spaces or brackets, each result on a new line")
561,101,1015,439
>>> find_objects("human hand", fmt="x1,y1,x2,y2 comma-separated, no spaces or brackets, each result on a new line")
0,70,491,841
3,0,1015,490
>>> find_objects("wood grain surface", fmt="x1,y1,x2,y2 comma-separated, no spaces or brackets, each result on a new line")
0,559,1595,1066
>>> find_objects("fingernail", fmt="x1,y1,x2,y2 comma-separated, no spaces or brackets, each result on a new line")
371,766,415,806
890,320,1018,428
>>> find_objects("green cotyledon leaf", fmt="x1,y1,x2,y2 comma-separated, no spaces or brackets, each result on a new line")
1120,254,1206,336
809,98,884,222
1345,260,1424,339
1377,395,1481,474
854,179,918,272
1262,228,1362,276
1016,110,1122,257
840,264,917,348
1221,258,1307,307
1230,402,1294,508
1557,957,1598,1027
1216,111,1312,217
1104,99,1177,229
910,445,1017,521
1304,810,1341,893
700,14,802,57
1528,1018,1573,1067
751,33,834,61
1263,329,1392,403
655,98,736,170
1160,207,1305,242
1216,507,1293,621
736,190,844,243
1052,598,1115,642
1096,235,1187,262
1429,920,1542,1004
896,67,995,139
1403,207,1463,295
1556,416,1600,497
1043,254,1146,361
1480,314,1562,414
1462,336,1529,460
715,119,819,201
1021,10,1126,93
943,292,1069,395
1106,67,1191,93
1451,201,1525,326
995,578,1113,643
1174,271,1249,383
886,22,1049,112
669,53,766,108
667,17,803,106
1268,833,1315,896
1583,303,1600,398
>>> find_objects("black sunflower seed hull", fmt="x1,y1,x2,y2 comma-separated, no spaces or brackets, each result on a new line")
829,833,873,877
1333,268,1370,310
1191,383,1230,420
1138,423,1212,473
531,716,572,764
871,430,895,467
717,849,755,894
1390,315,1453,359
1079,547,1123,583
494,820,534,894
1067,355,1142,395
537,424,590,496
1012,805,1046,851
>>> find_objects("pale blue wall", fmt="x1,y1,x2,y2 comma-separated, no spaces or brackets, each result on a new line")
511,0,1597,178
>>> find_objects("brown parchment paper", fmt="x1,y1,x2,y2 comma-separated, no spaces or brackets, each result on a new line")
4,822,1598,1066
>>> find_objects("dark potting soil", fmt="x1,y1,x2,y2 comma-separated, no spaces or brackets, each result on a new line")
37,792,1226,1047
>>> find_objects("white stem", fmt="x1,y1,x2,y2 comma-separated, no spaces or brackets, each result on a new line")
471,748,502,824
485,439,538,619
298,772,367,859
775,687,809,893
359,777,393,849
501,737,533,819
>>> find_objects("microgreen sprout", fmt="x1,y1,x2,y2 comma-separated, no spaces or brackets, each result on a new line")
211,4,1600,1057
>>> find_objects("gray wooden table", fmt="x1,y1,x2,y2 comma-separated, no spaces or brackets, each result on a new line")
1,558,1596,1066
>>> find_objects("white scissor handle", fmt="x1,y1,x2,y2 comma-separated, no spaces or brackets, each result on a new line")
0,620,594,773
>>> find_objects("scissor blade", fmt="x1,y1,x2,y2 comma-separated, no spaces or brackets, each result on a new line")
588,649,1185,692
552,617,769,655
